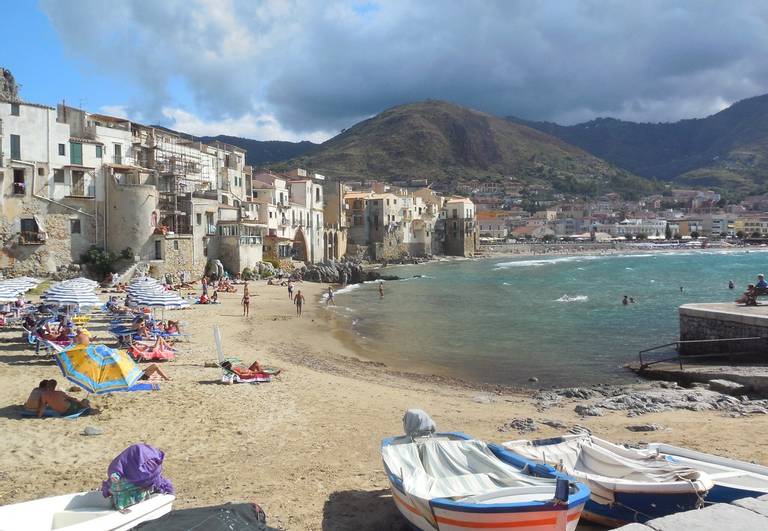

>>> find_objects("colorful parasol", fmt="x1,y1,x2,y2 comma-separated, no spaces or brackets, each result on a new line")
55,343,143,394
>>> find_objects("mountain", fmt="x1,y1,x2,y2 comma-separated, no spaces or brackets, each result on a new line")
277,100,652,197
198,135,317,166
511,94,768,193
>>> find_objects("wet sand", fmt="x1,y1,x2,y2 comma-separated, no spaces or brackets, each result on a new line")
1,280,767,530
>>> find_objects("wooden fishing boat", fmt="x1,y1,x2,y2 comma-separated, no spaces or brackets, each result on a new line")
501,434,713,527
382,432,590,530
0,490,174,531
645,442,768,503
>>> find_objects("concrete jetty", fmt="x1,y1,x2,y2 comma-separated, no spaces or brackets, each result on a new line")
628,302,768,394
615,495,768,530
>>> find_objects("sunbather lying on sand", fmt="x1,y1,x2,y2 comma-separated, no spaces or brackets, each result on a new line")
140,364,171,381
37,379,90,417
221,360,280,378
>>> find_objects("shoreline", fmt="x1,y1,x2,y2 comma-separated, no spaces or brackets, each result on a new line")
3,282,768,530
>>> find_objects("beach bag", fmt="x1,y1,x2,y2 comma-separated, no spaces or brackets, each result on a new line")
107,474,153,510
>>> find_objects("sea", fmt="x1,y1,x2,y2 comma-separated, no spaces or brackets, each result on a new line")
326,249,768,388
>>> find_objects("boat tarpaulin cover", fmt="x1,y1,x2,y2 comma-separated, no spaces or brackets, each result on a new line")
403,409,436,438
134,502,269,530
505,435,710,504
383,439,554,502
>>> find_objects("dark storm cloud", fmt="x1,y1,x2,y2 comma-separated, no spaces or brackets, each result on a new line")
40,0,768,139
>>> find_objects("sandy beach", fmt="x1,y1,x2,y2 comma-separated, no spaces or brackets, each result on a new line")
2,280,767,530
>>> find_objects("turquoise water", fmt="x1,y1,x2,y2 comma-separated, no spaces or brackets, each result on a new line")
329,250,768,387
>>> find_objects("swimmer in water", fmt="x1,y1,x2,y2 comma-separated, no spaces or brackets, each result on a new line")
622,295,629,305
729,280,735,290
378,282,384,297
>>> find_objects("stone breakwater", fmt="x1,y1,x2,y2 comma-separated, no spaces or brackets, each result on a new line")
533,381,768,418
298,261,399,284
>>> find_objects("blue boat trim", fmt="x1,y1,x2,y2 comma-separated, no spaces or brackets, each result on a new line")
381,432,590,515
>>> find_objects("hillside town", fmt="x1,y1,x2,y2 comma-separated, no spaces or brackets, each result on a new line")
0,94,479,279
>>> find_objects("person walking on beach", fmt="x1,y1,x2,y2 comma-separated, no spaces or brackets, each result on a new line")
294,290,305,316
287,280,294,301
326,286,336,306
242,283,251,317
378,281,384,298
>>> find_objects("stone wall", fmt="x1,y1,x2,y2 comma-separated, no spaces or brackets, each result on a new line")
679,305,768,355
157,235,197,277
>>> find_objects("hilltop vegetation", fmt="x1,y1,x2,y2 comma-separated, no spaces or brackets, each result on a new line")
274,100,653,197
512,94,768,193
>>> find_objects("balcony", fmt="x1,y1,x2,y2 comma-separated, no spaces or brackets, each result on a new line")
206,224,217,235
239,235,262,246
19,231,46,245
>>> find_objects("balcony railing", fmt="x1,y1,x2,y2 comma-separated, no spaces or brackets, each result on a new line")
239,236,262,246
206,224,217,235
19,231,46,245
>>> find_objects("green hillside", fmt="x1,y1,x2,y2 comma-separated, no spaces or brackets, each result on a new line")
278,100,653,197
512,94,768,193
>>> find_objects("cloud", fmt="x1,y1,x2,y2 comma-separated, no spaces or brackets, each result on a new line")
161,107,332,143
39,0,768,141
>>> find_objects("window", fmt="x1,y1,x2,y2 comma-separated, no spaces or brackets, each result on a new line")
315,187,320,203
13,168,25,194
58,144,65,156
10,134,20,159
37,167,45,176
53,169,65,183
70,219,81,234
154,240,162,260
70,142,82,165
114,144,122,164
95,145,102,158
20,218,36,233
196,213,202,225
173,240,179,250
71,171,85,196
10,103,19,116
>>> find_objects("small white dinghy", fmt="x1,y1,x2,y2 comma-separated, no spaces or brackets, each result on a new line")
0,490,174,531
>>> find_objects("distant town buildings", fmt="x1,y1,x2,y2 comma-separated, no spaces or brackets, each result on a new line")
0,96,478,278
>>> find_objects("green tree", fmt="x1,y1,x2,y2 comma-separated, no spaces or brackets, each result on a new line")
752,231,762,239
673,233,682,239
736,231,745,239
665,223,672,240
541,234,555,242
690,231,700,239
636,233,648,240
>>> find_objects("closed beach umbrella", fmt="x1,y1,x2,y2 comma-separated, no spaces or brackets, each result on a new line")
131,291,189,310
55,343,143,394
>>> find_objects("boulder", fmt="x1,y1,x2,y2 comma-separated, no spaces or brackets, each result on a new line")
709,379,751,395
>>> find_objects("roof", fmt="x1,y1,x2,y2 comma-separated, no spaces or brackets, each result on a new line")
88,113,130,123
446,197,474,204
0,98,54,110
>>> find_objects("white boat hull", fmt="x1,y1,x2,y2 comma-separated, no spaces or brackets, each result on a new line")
389,482,583,530
0,491,174,531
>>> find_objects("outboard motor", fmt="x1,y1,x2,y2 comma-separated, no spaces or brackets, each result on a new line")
403,409,437,438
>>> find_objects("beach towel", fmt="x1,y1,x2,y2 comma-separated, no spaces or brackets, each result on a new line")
20,406,89,419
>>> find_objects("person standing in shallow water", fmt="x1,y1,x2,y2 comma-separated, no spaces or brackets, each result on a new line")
294,290,305,316
378,282,384,298
287,280,294,301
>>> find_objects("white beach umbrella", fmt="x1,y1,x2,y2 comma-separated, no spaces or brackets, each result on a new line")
0,287,24,303
42,281,101,309
130,291,189,310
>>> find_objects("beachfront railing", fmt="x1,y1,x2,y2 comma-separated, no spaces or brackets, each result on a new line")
638,336,768,370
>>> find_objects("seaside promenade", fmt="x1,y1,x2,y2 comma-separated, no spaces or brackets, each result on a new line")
1,281,768,529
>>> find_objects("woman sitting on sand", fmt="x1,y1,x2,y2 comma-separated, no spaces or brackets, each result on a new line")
24,379,49,412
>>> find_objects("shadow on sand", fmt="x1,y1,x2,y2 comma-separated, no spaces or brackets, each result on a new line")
322,488,410,531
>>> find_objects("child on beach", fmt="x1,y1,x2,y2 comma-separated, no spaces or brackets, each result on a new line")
326,287,335,306
294,290,305,316
288,281,294,301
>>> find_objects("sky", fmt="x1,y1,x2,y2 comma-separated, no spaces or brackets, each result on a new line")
4,0,768,143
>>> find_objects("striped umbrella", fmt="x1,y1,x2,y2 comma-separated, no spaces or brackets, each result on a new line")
131,290,189,309
42,282,101,308
55,343,143,394
0,286,24,303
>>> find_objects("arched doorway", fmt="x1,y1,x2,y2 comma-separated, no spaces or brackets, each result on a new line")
292,228,308,262
323,232,328,260
332,232,339,259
